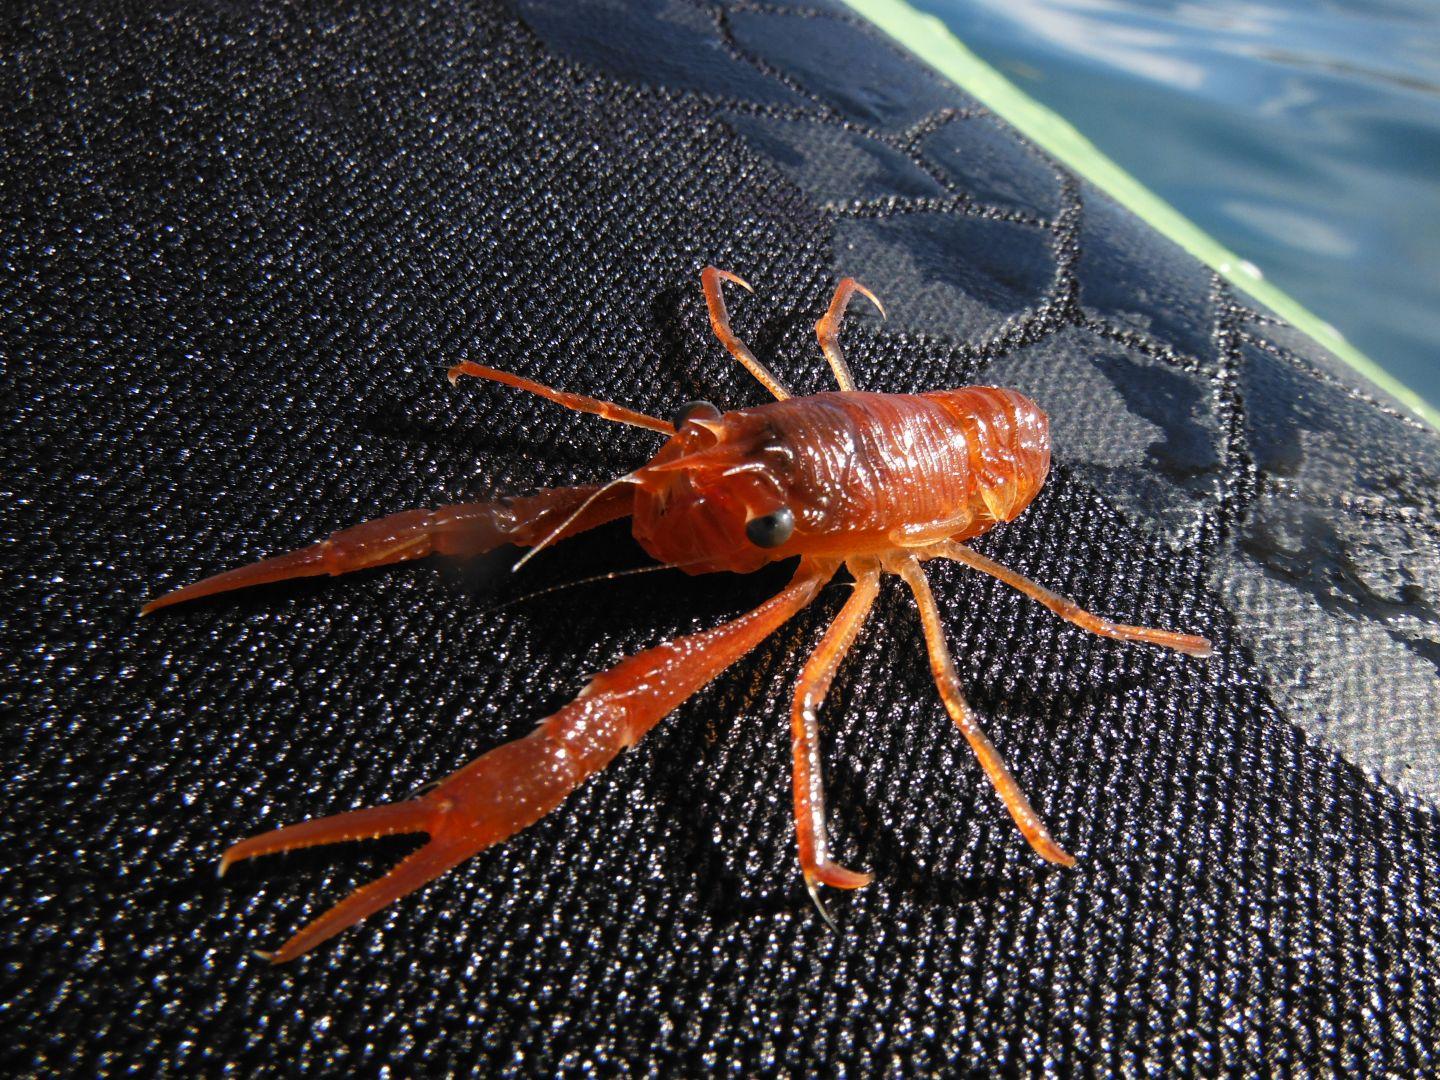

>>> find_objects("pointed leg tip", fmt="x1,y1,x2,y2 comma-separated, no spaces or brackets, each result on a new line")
708,267,754,293
804,876,841,933
805,863,870,930
1161,632,1211,658
856,282,886,320
253,949,277,963
140,594,177,616
1025,829,1077,868
1047,846,1078,869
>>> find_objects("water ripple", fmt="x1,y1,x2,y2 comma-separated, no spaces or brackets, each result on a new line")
921,0,1440,409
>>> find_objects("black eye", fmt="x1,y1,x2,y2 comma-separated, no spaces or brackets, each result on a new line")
745,507,794,548
672,400,722,430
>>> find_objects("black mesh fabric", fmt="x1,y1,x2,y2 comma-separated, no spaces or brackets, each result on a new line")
7,1,1440,1074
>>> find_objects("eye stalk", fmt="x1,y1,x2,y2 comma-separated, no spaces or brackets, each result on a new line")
672,400,722,430
745,506,794,549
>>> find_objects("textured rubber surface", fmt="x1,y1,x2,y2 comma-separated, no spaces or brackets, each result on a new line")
6,1,1440,1074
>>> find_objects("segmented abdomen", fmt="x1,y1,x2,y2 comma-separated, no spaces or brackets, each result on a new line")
763,388,1050,543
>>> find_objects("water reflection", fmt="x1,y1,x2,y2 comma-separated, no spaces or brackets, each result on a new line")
920,0,1440,410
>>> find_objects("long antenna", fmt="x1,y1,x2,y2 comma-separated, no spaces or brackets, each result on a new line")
511,471,640,574
482,561,694,617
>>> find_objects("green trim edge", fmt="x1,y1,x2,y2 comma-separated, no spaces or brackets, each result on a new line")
840,0,1439,429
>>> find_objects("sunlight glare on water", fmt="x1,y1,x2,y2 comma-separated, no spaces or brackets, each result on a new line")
915,0,1440,412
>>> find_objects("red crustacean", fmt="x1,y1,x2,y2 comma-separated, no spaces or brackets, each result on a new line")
144,267,1211,962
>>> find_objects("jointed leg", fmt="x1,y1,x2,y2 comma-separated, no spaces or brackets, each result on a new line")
791,561,880,926
220,558,838,962
700,266,792,401
929,542,1212,658
141,483,633,614
893,555,1075,866
447,361,674,435
815,278,885,392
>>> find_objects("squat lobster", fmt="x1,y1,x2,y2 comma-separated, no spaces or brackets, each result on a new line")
145,267,1211,962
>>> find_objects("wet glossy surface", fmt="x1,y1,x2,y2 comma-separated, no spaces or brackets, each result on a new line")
923,0,1440,410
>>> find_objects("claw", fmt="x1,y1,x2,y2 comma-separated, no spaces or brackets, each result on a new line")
218,795,469,964
211,560,831,962
142,541,339,615
262,839,472,964
141,486,632,617
218,799,439,878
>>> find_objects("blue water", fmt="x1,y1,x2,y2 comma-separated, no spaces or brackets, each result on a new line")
917,0,1440,413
